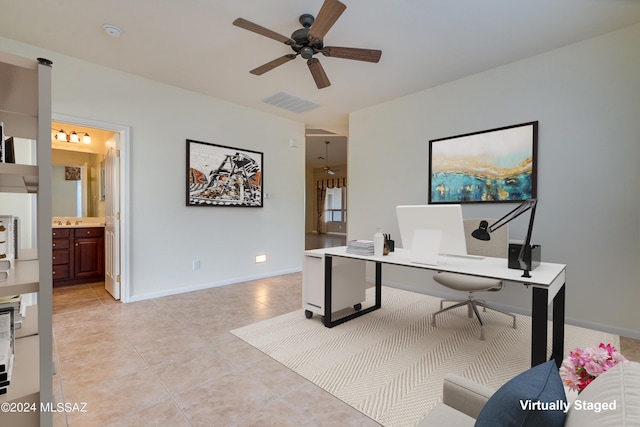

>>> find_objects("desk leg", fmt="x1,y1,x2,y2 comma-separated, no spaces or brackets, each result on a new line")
531,284,566,368
323,255,333,327
551,284,565,368
531,287,548,367
375,262,382,307
323,257,383,328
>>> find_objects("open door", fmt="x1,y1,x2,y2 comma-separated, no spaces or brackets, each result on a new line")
104,133,120,299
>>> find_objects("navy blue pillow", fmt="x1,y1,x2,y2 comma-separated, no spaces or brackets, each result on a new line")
475,360,567,427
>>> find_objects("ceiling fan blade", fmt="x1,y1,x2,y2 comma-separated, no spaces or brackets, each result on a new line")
307,58,331,89
250,54,297,75
233,18,296,45
321,46,382,63
307,0,347,44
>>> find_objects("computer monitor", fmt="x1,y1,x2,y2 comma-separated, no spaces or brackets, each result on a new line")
395,205,468,256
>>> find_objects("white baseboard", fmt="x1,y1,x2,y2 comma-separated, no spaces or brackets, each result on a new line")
564,317,640,340
127,267,302,303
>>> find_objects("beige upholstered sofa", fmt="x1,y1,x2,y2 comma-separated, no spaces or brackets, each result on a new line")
418,361,640,426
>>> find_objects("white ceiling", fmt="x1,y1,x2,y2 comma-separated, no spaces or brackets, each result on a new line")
2,0,640,168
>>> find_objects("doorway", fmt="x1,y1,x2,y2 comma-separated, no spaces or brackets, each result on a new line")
52,113,130,302
304,135,348,249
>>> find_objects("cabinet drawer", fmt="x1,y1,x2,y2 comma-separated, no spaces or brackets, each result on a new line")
75,227,104,238
53,264,70,279
52,239,70,250
52,228,70,238
52,250,70,265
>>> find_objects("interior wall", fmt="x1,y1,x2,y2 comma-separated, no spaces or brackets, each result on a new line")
348,23,640,338
305,167,315,233
1,37,306,300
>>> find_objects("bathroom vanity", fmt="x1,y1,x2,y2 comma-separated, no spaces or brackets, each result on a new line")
52,219,105,286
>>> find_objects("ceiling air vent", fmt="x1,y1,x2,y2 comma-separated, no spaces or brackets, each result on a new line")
261,91,320,114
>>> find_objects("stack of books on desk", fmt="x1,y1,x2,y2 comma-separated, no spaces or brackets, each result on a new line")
347,240,375,255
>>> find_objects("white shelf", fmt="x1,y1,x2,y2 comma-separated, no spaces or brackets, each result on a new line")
0,334,39,404
0,260,39,299
0,303,40,427
0,163,39,194
0,52,52,426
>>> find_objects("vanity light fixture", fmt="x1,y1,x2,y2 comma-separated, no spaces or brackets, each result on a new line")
52,128,92,144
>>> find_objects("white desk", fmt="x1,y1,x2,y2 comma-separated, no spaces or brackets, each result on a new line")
305,247,566,368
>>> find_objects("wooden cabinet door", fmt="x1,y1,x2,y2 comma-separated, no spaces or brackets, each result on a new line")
74,237,104,277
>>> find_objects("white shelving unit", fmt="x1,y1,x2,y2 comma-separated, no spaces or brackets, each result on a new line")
0,51,53,427
0,163,39,193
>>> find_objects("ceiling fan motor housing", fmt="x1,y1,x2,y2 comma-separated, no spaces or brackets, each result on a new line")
299,13,315,28
291,14,323,58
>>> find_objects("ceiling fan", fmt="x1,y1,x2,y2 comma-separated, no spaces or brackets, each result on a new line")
233,0,382,89
321,140,343,175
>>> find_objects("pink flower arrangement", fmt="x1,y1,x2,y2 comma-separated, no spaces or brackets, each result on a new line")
560,343,629,393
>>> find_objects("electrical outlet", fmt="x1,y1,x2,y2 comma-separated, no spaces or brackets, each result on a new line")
193,259,200,270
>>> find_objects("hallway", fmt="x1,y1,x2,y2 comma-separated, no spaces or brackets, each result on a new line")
305,233,346,250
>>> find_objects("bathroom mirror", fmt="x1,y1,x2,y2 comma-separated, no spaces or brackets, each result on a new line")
52,149,103,217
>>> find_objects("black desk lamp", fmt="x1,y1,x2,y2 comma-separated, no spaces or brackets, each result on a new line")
471,199,538,278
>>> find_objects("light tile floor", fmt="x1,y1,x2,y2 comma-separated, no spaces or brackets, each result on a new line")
51,275,640,427
52,275,381,427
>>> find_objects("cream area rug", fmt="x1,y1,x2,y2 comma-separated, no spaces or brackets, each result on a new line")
231,287,619,427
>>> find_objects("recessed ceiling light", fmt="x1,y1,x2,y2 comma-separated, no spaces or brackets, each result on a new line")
103,24,122,38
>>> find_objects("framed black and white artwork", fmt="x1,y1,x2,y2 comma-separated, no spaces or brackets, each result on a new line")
186,139,263,207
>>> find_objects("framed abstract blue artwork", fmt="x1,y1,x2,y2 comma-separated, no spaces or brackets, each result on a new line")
429,121,538,204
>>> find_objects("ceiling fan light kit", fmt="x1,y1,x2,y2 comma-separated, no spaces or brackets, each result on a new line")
322,140,342,175
233,0,382,89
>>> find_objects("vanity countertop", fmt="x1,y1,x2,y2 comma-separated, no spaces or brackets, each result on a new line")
52,223,105,228
52,217,105,228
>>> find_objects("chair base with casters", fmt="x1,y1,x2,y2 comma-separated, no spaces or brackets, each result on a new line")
431,272,517,340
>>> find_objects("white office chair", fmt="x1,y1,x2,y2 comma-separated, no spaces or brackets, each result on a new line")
431,219,516,340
